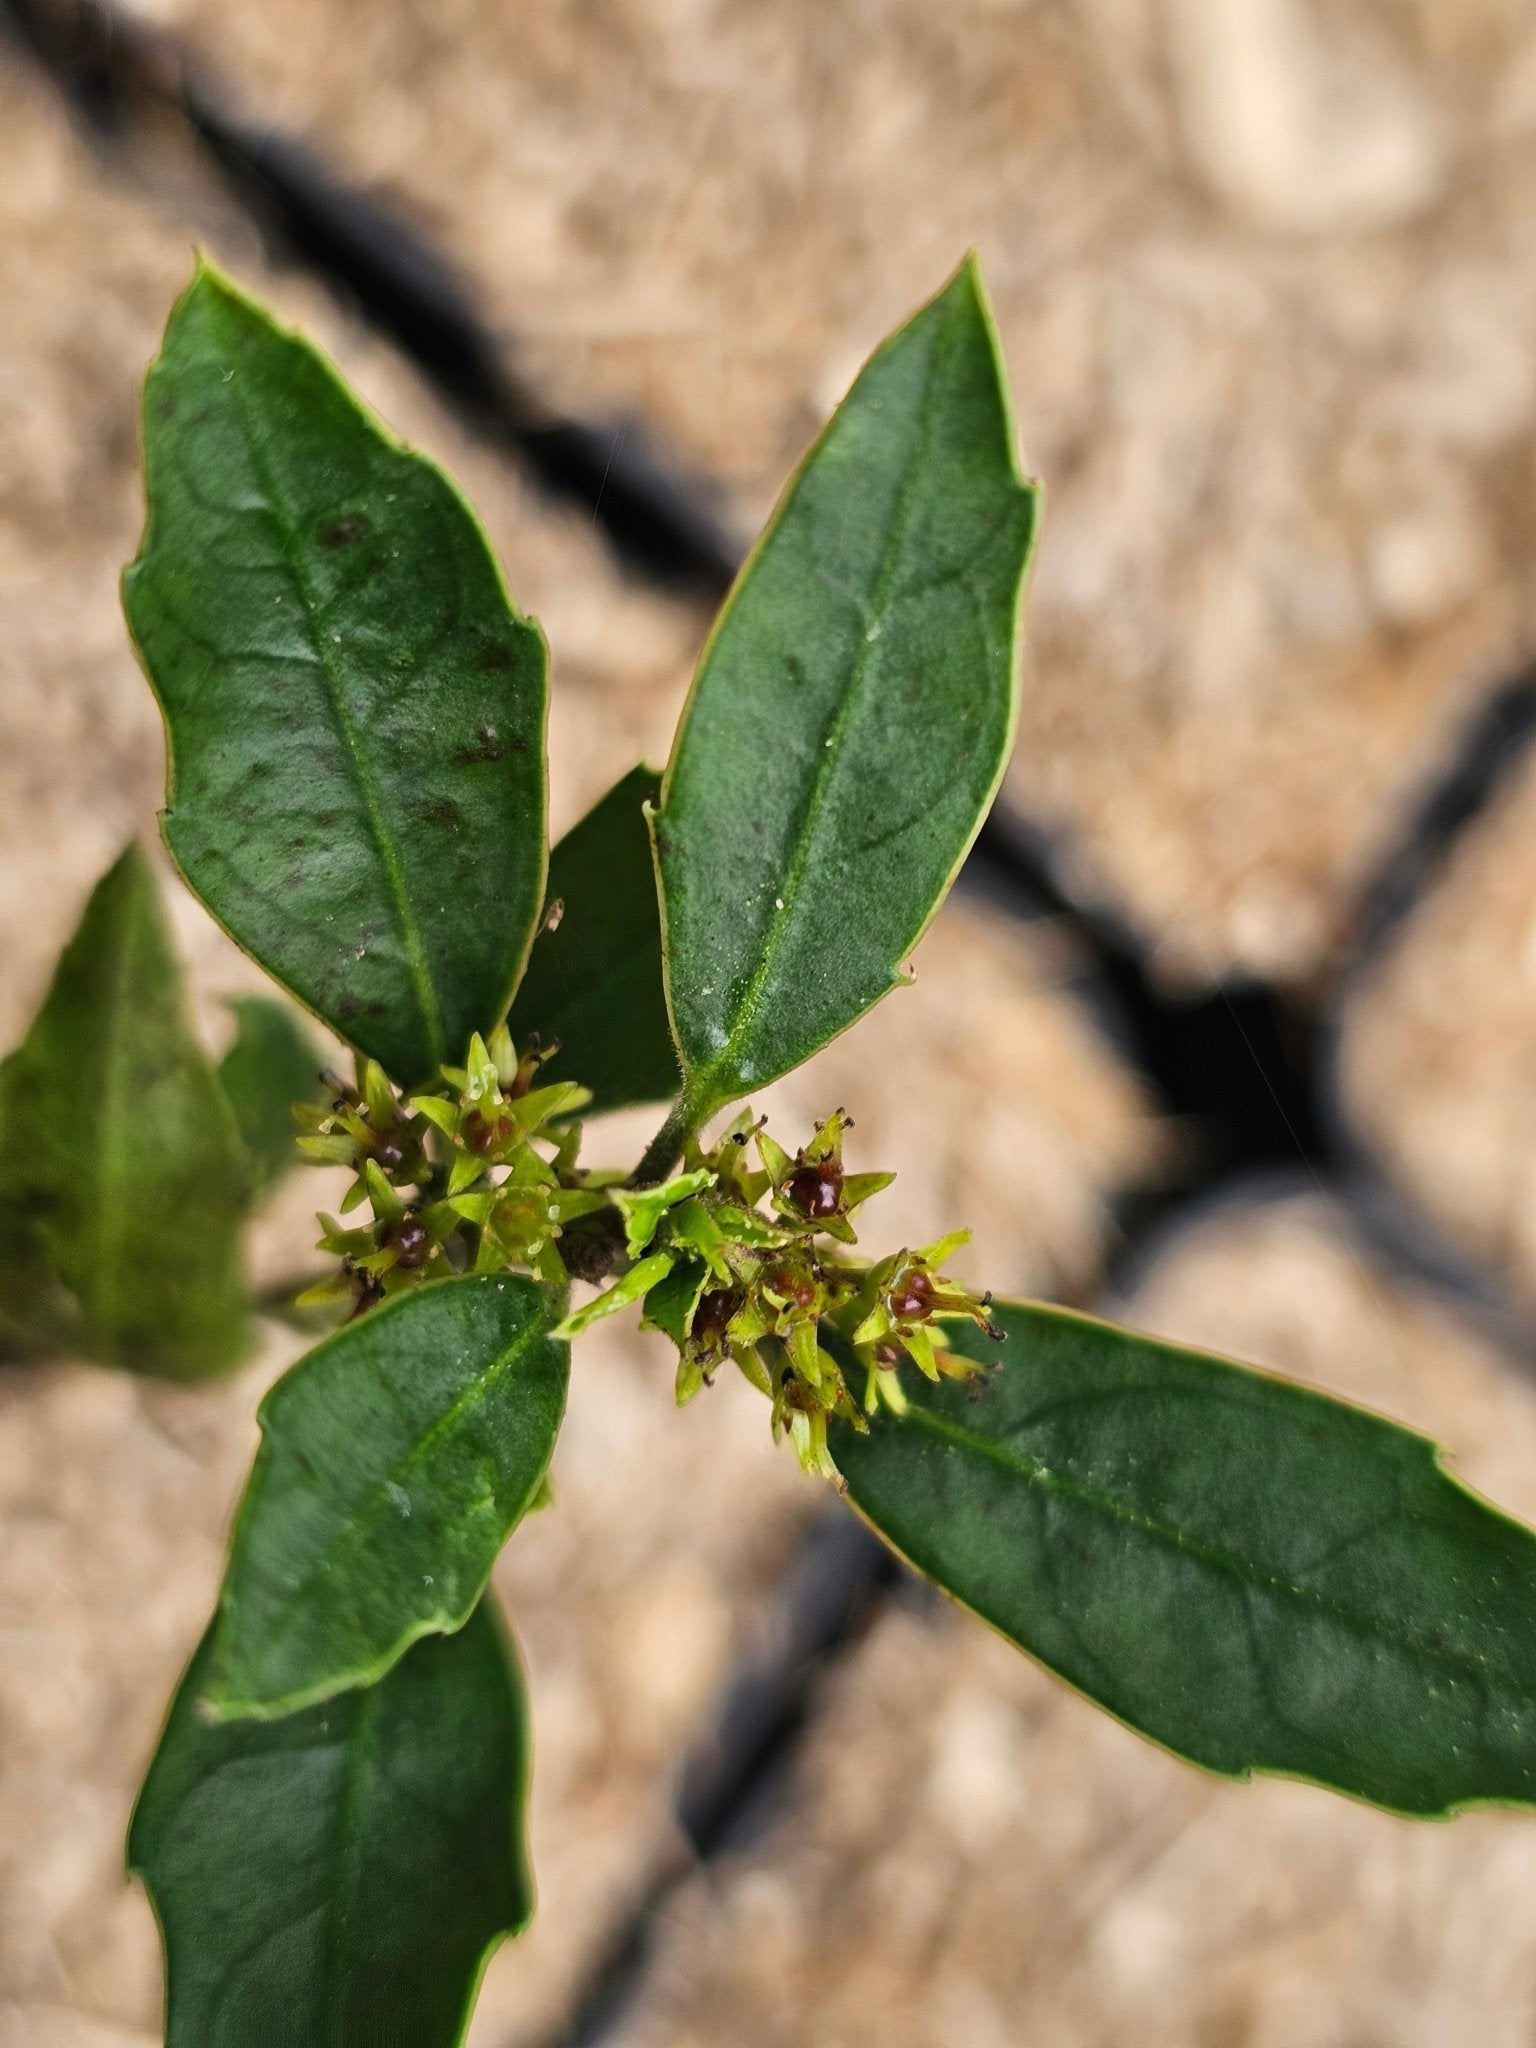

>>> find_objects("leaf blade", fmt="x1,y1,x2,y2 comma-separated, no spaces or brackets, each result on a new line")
507,765,679,1114
653,257,1038,1117
130,1598,531,2048
209,1273,567,1720
124,262,549,1088
217,995,325,1199
836,1298,1536,1817
0,845,249,1378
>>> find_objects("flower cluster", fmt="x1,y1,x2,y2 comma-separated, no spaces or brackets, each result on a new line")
560,1109,1001,1479
294,1034,1001,1478
293,1027,611,1314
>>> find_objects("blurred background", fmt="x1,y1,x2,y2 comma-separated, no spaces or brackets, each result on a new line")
9,2,1536,2042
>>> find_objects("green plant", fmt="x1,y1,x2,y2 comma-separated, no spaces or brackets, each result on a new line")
9,254,1536,2042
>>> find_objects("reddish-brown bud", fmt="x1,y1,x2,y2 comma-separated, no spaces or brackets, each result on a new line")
768,1264,819,1311
787,1157,843,1219
383,1217,430,1269
888,1266,937,1322
693,1288,741,1345
462,1108,511,1154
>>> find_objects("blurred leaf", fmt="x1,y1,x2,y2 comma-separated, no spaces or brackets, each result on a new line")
217,995,325,1199
208,1274,567,1720
836,1298,1536,1817
124,261,549,1089
653,257,1038,1123
131,1598,531,2048
0,844,248,1378
507,765,679,1114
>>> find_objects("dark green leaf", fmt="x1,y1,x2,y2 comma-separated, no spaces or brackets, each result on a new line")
0,845,248,1378
653,257,1038,1123
124,262,549,1089
507,765,678,1114
130,1598,531,2048
209,1274,567,1720
835,1299,1536,1817
217,995,325,1199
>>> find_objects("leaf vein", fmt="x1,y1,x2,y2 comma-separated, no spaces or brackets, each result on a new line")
217,365,447,1072
899,1403,1520,1701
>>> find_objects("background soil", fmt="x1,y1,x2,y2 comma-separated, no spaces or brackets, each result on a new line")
7,3,1536,2044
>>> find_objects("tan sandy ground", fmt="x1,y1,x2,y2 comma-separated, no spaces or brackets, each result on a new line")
1339,743,1536,1310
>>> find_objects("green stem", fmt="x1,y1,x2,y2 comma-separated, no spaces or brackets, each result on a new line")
630,1095,705,1187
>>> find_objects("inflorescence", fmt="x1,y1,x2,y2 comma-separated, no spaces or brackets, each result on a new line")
296,1033,1002,1477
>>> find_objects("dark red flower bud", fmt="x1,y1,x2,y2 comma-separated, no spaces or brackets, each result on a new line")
383,1217,430,1269
462,1108,511,1154
768,1264,819,1311
787,1157,843,1219
889,1266,937,1322
693,1288,741,1345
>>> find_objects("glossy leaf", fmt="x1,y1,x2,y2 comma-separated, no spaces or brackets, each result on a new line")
507,765,679,1114
131,1599,531,2048
124,262,549,1089
653,257,1038,1123
208,1274,567,1719
0,845,248,1378
217,995,325,1198
835,1299,1536,1817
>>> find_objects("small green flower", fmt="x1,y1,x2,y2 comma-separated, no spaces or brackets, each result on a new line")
297,1029,600,1313
300,1062,995,1477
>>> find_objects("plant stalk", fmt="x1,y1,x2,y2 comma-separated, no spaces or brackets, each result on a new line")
630,1095,702,1187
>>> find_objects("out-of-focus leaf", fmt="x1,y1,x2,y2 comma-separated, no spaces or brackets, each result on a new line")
0,844,248,1378
217,995,325,1198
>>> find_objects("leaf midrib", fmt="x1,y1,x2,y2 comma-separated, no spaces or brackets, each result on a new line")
322,1679,377,2038
219,345,447,1074
686,297,960,1104
84,878,144,1342
893,1400,1526,1707
228,1310,556,1705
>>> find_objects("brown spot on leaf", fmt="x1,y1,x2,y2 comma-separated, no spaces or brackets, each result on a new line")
453,724,517,766
320,514,373,549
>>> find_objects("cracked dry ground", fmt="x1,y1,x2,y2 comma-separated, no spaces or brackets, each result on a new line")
12,3,1536,2044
